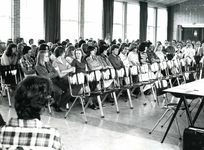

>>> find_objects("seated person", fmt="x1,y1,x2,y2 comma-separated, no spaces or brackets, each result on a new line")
85,46,102,71
1,43,18,66
71,48,99,110
98,45,113,69
0,76,64,150
65,45,75,64
108,44,124,69
19,46,36,77
128,43,140,66
52,46,75,91
35,50,70,112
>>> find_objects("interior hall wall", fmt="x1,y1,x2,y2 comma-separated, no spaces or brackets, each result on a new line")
168,0,204,41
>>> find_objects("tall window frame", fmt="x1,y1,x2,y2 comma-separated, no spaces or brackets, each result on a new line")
157,8,167,43
20,0,44,45
84,0,102,40
113,1,123,41
0,0,11,43
61,0,79,43
127,3,140,42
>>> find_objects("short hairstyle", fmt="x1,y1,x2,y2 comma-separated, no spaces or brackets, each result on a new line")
61,41,67,47
110,44,119,53
50,44,58,53
36,50,49,66
99,45,108,54
39,43,49,51
29,39,34,45
5,43,17,57
54,46,65,58
38,39,46,46
129,43,137,52
14,76,53,120
23,46,31,55
119,43,128,53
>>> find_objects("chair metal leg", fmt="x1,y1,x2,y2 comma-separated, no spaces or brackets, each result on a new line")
149,109,170,134
48,101,52,114
97,95,105,118
65,97,78,118
161,111,174,128
80,97,88,123
127,89,133,109
6,86,11,107
140,86,147,105
112,92,119,113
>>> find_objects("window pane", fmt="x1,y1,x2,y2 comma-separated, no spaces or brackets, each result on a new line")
147,7,154,26
0,0,11,42
20,0,44,44
147,26,154,42
127,3,140,42
113,2,123,24
61,21,78,43
84,0,102,40
113,2,123,40
157,8,167,42
61,0,78,42
113,25,123,40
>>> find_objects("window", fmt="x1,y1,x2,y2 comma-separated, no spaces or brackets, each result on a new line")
147,7,155,43
84,0,102,40
0,0,11,42
127,3,140,42
61,0,78,43
157,8,167,43
113,1,123,41
20,0,44,45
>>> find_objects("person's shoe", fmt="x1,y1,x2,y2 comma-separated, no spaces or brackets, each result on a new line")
106,97,114,103
88,104,98,110
51,103,63,112
96,103,106,107
54,106,63,112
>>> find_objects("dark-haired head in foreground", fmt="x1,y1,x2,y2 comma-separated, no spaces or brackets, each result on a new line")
14,76,53,120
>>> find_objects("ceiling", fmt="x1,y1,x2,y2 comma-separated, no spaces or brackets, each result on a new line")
145,0,188,6
120,0,189,7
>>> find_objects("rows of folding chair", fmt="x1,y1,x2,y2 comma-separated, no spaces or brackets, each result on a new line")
149,58,203,142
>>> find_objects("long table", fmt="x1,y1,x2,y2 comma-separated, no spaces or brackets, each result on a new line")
161,79,204,143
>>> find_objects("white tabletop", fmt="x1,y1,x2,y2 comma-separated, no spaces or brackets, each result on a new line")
163,79,204,97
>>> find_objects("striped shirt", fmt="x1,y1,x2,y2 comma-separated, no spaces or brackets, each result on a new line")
0,118,64,150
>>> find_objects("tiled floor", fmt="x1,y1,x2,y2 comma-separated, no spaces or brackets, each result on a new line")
0,90,204,150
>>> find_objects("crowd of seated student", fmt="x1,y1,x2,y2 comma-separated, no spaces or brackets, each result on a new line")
1,36,204,113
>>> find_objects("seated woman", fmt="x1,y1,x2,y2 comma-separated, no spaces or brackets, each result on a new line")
65,45,75,64
128,43,140,66
1,43,18,66
155,44,166,62
0,76,64,150
119,43,130,67
35,50,70,112
108,44,124,69
85,46,102,71
52,46,75,91
19,46,36,77
71,48,98,110
98,45,113,69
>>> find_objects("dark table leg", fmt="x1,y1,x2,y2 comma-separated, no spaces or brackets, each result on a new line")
183,96,193,126
193,97,204,124
161,96,183,143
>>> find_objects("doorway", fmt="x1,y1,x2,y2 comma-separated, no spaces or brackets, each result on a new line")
182,27,204,42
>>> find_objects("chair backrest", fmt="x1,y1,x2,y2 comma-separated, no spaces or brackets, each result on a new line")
0,65,18,85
